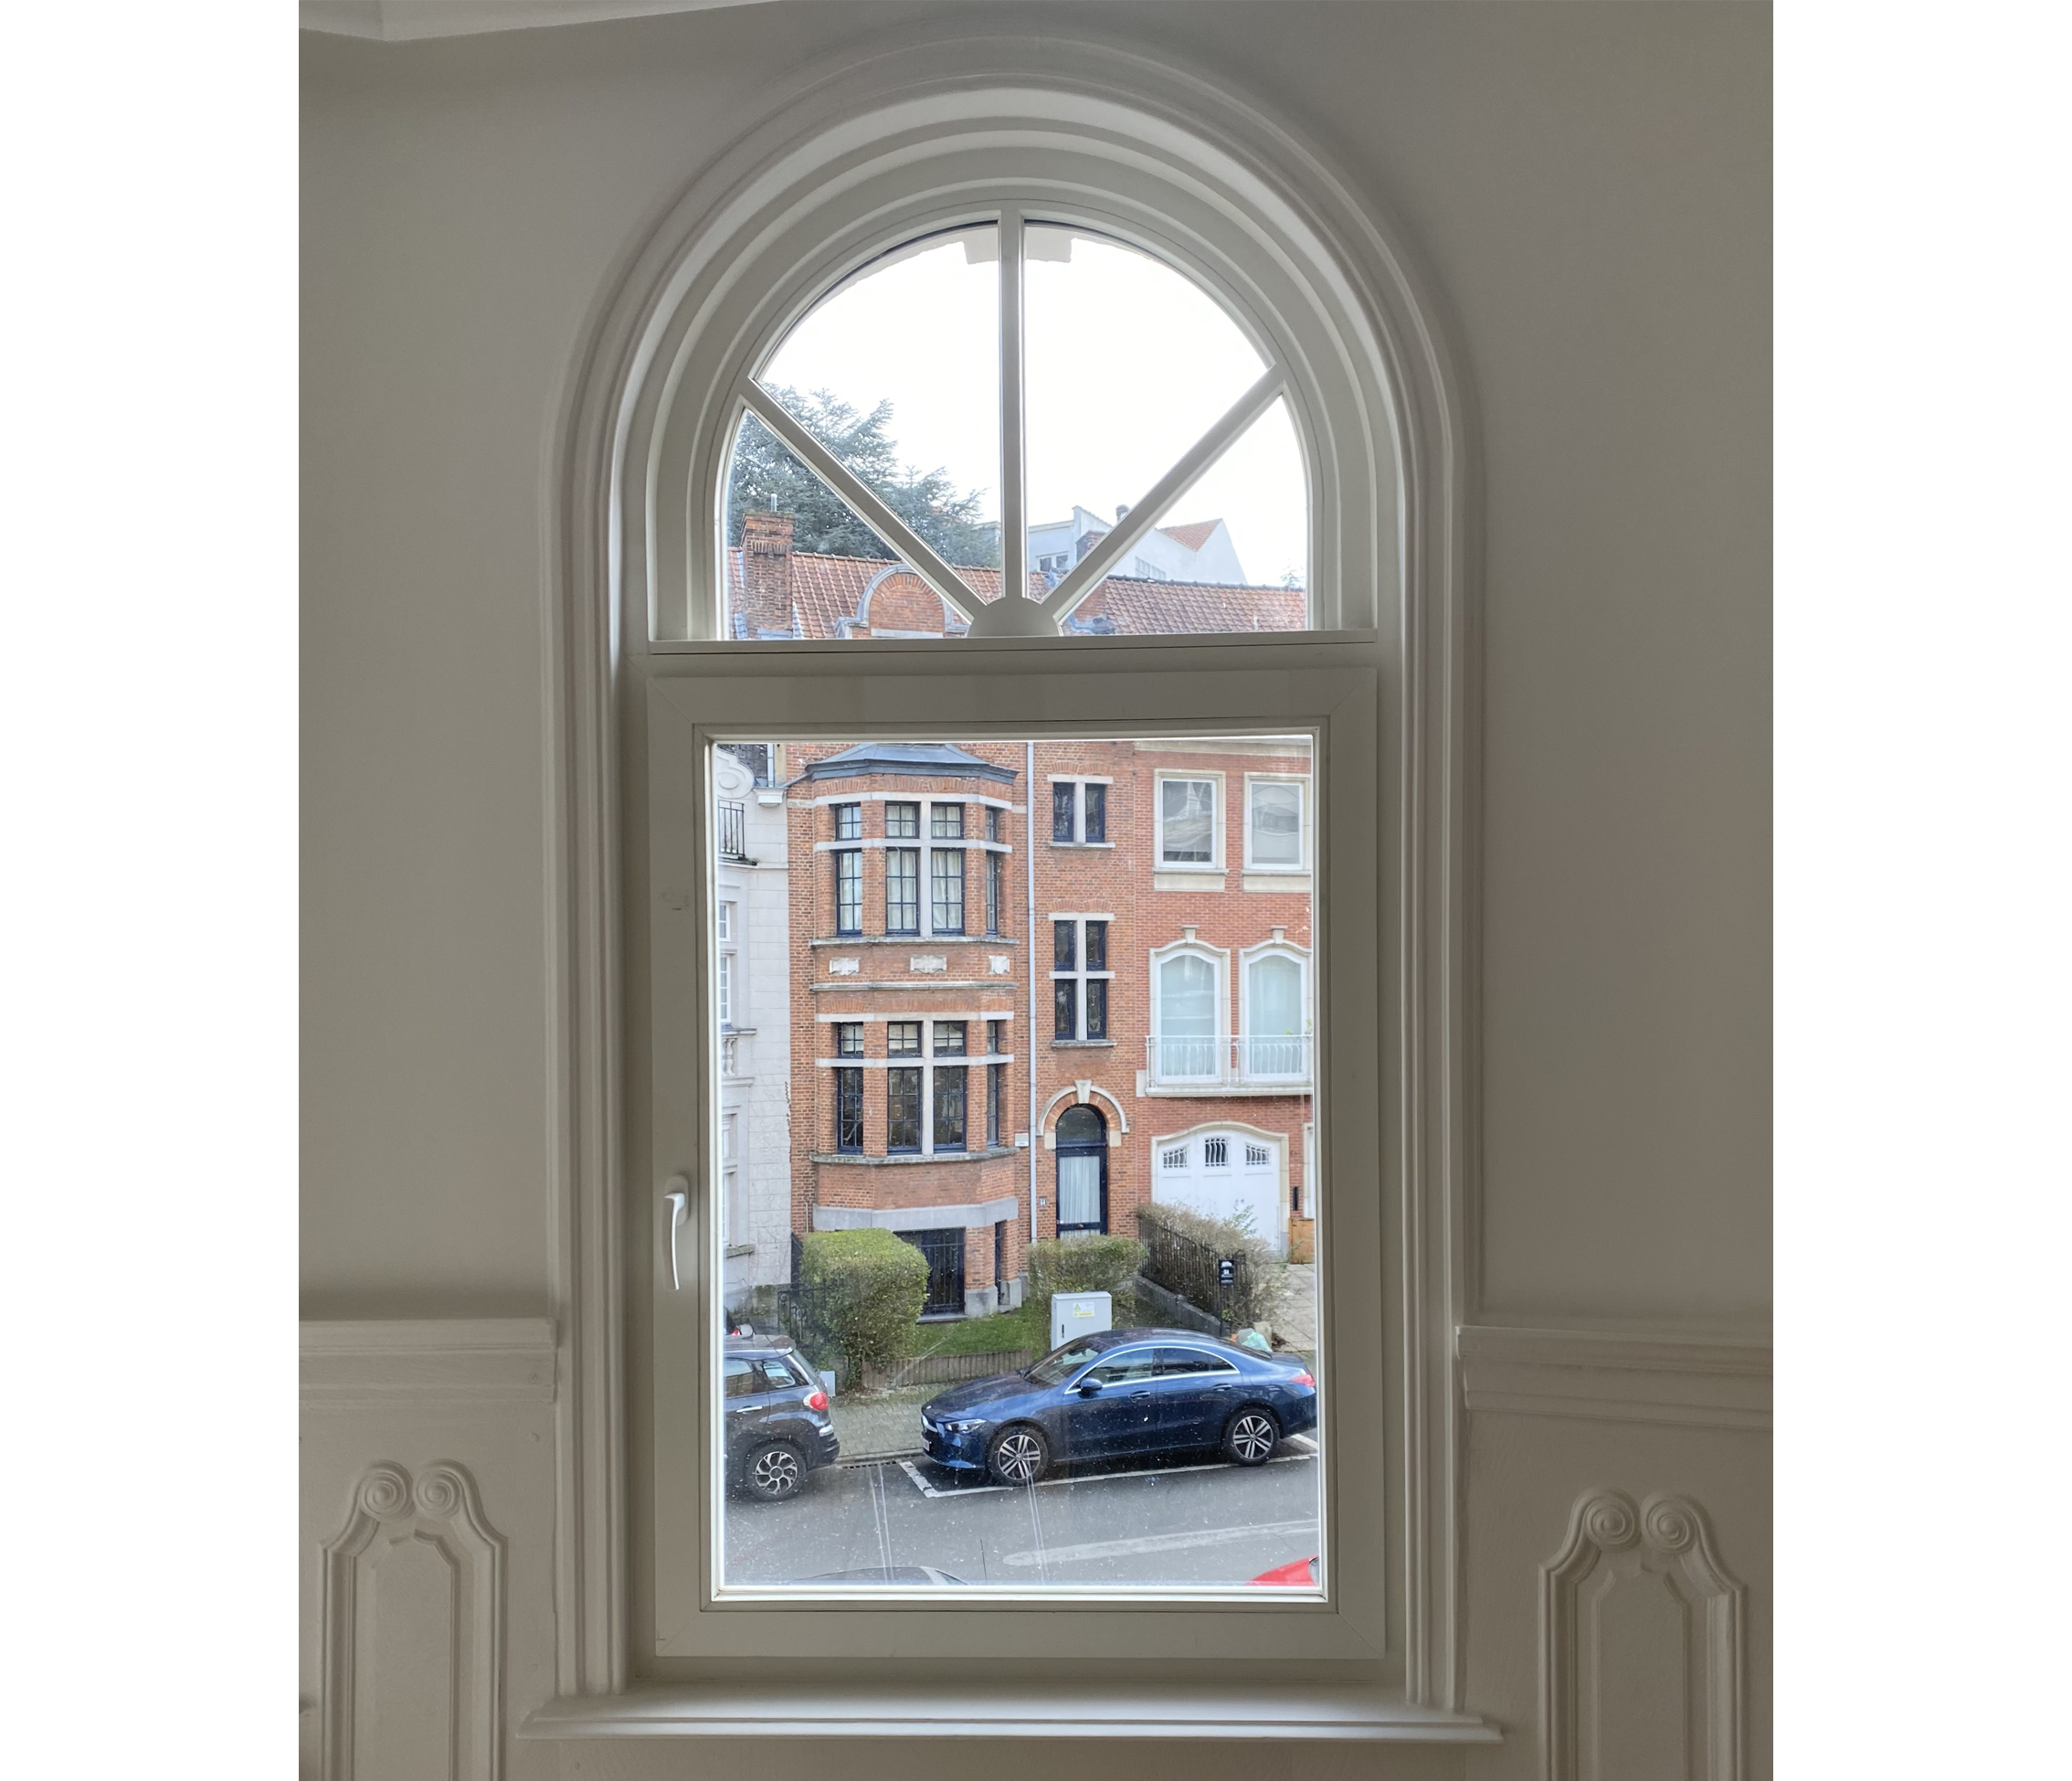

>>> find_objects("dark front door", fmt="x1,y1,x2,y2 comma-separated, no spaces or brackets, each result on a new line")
902,1227,966,1315
1054,1104,1109,1235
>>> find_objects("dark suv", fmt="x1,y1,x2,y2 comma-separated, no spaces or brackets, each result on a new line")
724,1337,840,1501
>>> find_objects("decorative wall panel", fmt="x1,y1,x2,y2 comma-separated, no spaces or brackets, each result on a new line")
321,1461,507,1781
1539,1490,1744,1781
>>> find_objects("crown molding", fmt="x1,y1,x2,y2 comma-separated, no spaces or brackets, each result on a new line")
301,0,779,42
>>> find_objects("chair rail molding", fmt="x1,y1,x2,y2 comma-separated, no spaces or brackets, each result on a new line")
320,1461,509,1781
543,16,1480,1707
1456,1324,1771,1432
1539,1489,1746,1781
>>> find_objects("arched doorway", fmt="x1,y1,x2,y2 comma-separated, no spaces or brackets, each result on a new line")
1054,1104,1108,1235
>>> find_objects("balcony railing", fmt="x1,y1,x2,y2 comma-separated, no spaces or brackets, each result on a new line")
717,800,748,862
1145,1034,1312,1087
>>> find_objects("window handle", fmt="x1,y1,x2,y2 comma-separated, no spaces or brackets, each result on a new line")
663,1175,690,1291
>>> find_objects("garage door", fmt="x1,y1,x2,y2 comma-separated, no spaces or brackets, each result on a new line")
1154,1131,1281,1248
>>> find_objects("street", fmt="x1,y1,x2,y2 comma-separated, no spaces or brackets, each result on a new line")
723,1438,1320,1588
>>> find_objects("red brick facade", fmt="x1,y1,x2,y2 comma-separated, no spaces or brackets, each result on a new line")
783,736,1314,1314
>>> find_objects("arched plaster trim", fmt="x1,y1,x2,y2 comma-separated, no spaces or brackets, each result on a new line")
1038,1079,1131,1147
851,562,965,638
544,16,1480,1703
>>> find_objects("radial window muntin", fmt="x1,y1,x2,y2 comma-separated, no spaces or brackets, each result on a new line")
718,210,1307,641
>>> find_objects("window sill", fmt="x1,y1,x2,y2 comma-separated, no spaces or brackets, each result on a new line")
521,1682,1500,1744
1051,1038,1116,1048
809,1148,1019,1167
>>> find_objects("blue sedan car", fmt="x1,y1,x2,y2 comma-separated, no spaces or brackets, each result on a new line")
920,1327,1316,1486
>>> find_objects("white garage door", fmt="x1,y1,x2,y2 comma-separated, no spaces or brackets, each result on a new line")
1154,1131,1282,1252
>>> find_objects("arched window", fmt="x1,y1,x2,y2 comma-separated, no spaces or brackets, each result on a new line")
721,217,1307,641
564,34,1473,1705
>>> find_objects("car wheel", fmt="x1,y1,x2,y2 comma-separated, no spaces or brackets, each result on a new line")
1222,1406,1280,1467
987,1424,1049,1487
742,1440,805,1501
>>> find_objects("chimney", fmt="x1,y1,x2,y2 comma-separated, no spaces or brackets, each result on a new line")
741,510,795,634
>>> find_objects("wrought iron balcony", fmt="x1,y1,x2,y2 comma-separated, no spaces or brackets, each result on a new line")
717,800,748,862
1144,1034,1312,1088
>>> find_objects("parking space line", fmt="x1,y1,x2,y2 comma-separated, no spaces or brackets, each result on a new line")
893,1449,1316,1500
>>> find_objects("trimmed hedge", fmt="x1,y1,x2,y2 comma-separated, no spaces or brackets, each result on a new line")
796,1229,929,1376
1027,1234,1146,1326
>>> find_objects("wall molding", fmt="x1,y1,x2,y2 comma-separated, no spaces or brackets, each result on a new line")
321,1461,509,1781
1540,1489,1745,1781
301,1320,558,1404
1457,1324,1770,1432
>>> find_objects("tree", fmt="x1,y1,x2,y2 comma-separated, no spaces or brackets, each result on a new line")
726,387,1000,568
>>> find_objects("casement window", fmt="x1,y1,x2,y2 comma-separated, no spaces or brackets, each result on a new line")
1157,774,1221,867
1241,942,1311,1081
885,846,919,934
1150,938,1228,1082
931,802,964,839
1245,774,1308,874
606,55,1465,1730
1051,915,1112,1042
834,800,862,842
984,848,1003,936
833,849,862,936
833,1022,864,1152
1048,777,1110,845
930,847,964,934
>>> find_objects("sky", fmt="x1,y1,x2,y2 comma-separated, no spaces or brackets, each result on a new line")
759,225,1310,588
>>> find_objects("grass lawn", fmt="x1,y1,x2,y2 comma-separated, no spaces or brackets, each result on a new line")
912,1301,1048,1359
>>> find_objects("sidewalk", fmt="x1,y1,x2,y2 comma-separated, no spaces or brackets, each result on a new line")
1277,1263,1316,1354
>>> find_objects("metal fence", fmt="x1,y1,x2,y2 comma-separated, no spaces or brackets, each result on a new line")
1136,1212,1253,1330
731,1283,848,1381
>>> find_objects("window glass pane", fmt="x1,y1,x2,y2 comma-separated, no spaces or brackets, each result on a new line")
933,1066,967,1150
932,803,964,838
834,802,862,841
1052,782,1075,842
1138,396,1309,616
1024,225,1263,588
834,850,862,934
1251,781,1303,866
886,1068,922,1150
886,847,918,931
1083,782,1105,843
985,851,1002,936
710,733,1316,1595
931,849,965,933
755,224,1002,608
1160,779,1215,863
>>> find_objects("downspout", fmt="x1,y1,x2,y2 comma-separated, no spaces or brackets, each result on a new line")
1026,740,1039,1267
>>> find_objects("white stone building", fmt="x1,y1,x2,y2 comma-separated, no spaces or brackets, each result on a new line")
713,743,795,1309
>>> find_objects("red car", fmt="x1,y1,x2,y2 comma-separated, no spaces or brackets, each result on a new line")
1250,1554,1320,1586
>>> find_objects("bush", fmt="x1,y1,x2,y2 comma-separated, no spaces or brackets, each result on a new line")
1136,1200,1288,1330
796,1229,929,1376
1027,1234,1146,1330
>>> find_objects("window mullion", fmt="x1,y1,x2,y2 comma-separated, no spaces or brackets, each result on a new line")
998,207,1027,608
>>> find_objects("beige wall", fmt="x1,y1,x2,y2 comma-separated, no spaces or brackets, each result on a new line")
301,5,1770,1773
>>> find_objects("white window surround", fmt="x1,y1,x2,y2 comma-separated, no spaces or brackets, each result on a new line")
541,26,1480,1741
1153,769,1225,871
1239,938,1312,1083
1243,772,1310,873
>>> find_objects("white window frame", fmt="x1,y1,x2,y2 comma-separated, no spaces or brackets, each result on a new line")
1152,769,1225,872
1044,775,1115,848
1239,938,1312,1084
1242,772,1310,874
1148,934,1231,1084
542,35,1478,1740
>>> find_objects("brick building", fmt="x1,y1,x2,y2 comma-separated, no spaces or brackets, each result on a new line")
756,525,1316,1316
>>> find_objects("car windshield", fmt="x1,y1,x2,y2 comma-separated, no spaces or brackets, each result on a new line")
1025,1340,1106,1387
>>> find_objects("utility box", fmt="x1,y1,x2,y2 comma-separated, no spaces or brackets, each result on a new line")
1051,1289,1113,1350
